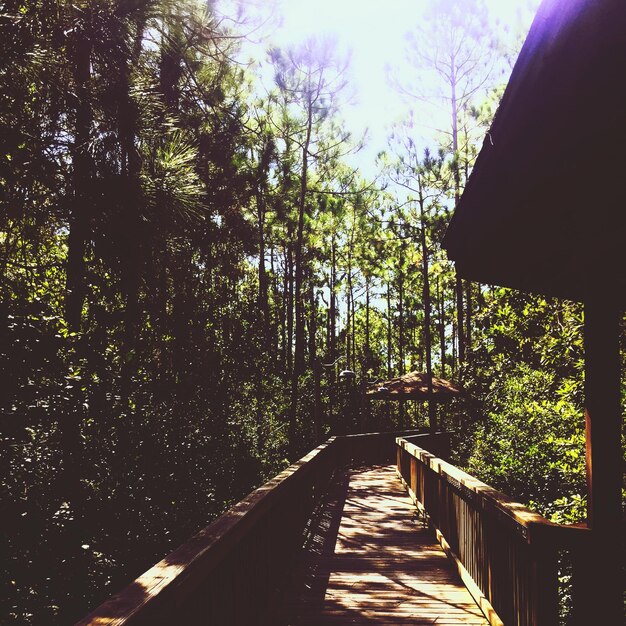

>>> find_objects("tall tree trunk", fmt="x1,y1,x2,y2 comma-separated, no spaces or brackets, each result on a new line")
256,185,270,326
280,248,288,373
452,316,457,378
365,275,370,371
293,101,312,376
417,327,424,373
63,25,94,523
398,270,405,426
387,282,392,378
62,19,94,563
329,236,337,361
350,276,356,371
419,194,435,430
290,100,313,450
450,52,465,373
119,23,146,414
437,276,446,379
286,244,294,377
328,239,337,426
346,272,352,371
466,280,473,364
66,32,93,333
456,274,465,367
270,245,278,359
398,270,405,376
309,280,321,441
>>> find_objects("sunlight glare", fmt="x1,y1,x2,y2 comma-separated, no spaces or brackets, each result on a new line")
229,0,541,176
273,0,539,173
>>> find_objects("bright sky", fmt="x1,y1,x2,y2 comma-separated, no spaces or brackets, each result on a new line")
220,0,540,177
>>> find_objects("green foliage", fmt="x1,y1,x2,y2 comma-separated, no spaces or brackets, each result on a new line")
2,0,622,624
467,363,586,516
461,288,594,526
142,132,205,220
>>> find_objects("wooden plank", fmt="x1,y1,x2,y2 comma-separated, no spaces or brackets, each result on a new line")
398,440,561,626
434,528,504,626
266,465,489,626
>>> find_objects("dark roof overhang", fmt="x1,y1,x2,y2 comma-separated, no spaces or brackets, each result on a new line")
443,0,626,302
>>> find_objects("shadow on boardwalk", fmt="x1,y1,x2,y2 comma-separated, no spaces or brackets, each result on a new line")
265,465,488,626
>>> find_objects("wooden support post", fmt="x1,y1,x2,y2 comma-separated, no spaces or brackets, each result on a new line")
532,542,559,626
578,291,623,623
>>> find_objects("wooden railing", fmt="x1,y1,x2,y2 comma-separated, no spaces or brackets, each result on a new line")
75,438,338,625
396,437,592,626
76,429,434,625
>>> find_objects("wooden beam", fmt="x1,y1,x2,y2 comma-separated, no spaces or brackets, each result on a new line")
580,290,623,623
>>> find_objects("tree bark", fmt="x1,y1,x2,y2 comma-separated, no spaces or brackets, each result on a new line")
66,32,93,333
437,276,446,378
398,269,405,376
386,282,392,378
465,280,472,364
119,20,146,411
309,280,321,441
257,186,269,324
293,99,312,376
63,24,95,523
286,243,294,377
418,194,435,430
346,270,352,371
329,235,337,362
289,97,313,450
350,274,356,371
450,50,465,373
365,275,370,371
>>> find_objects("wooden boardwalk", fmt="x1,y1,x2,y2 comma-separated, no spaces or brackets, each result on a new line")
267,465,488,626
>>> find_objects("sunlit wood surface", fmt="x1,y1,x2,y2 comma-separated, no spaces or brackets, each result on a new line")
266,465,488,625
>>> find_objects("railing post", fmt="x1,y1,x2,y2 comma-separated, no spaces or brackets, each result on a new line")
583,289,623,624
396,441,402,475
569,534,616,626
410,455,417,499
395,439,586,626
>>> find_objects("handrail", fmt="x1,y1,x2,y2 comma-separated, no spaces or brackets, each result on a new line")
398,438,591,545
75,429,434,626
75,437,339,626
396,437,592,626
